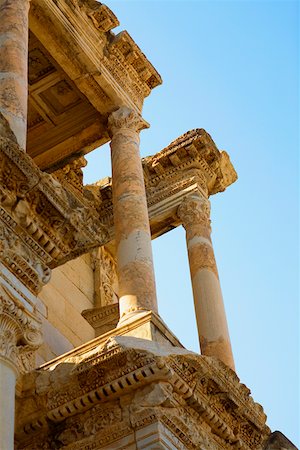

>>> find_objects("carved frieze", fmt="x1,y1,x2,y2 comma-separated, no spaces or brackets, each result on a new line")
53,156,87,195
0,282,42,374
0,135,108,293
84,129,237,244
144,129,237,195
16,338,270,449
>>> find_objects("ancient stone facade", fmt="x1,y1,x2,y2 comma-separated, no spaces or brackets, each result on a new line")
0,1,295,449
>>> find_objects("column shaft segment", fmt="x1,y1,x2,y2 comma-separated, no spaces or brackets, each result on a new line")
0,358,17,450
0,0,30,149
108,106,158,321
178,195,235,370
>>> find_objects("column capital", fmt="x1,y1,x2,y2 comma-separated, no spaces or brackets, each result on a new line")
177,194,210,231
0,283,42,374
108,106,149,136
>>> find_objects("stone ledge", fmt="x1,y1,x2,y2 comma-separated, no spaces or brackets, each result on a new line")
16,336,270,450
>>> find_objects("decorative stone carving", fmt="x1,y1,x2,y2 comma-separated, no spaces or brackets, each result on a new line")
92,247,118,307
0,283,42,373
0,218,51,293
15,336,270,449
82,246,119,335
108,105,149,135
82,303,119,337
144,129,237,195
177,195,211,237
84,128,237,246
85,2,120,32
0,135,109,293
53,156,87,195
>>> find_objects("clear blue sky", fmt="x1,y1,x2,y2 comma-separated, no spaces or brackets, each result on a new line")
84,0,299,444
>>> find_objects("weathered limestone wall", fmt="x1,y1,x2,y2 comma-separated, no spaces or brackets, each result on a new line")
37,254,95,364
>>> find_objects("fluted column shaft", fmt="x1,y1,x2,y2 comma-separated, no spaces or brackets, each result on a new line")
0,346,18,450
178,194,235,370
108,106,158,321
0,282,42,449
0,0,30,149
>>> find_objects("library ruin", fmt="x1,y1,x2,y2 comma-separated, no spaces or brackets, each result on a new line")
0,0,296,449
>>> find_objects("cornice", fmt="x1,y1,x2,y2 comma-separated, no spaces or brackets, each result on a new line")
0,135,108,292
16,338,270,450
30,0,162,113
84,129,237,242
0,125,236,290
143,129,238,194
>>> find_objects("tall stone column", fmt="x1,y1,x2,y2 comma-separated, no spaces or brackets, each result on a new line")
178,194,235,370
0,283,42,450
108,106,158,322
0,0,30,149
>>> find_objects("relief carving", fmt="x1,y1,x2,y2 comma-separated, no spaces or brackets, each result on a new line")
16,342,270,449
108,106,149,136
0,283,42,373
0,134,109,293
177,195,211,233
53,157,87,195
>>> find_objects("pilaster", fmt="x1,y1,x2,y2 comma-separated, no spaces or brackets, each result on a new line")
0,268,43,450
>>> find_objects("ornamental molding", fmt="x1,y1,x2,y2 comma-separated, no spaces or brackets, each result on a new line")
0,131,109,292
30,0,162,113
177,195,211,231
0,282,42,374
84,129,237,243
143,129,237,195
16,337,270,449
108,106,149,136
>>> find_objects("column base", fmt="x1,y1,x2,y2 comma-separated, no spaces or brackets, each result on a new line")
82,307,183,349
115,310,183,347
82,304,119,337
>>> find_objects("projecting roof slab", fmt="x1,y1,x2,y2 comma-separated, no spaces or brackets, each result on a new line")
27,0,162,170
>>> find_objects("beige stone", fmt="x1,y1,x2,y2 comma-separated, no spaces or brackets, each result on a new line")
178,194,235,371
0,358,17,450
0,1,291,449
15,334,271,450
0,0,30,149
109,106,158,321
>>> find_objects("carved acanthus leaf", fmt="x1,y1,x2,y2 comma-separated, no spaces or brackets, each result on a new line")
177,195,211,231
0,283,42,373
108,106,149,135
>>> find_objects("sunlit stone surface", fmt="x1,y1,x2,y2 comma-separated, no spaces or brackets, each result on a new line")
0,1,295,449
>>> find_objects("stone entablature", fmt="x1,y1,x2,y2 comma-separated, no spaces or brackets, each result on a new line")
28,0,162,169
143,129,237,195
0,126,234,292
15,336,270,450
86,128,237,241
0,129,108,293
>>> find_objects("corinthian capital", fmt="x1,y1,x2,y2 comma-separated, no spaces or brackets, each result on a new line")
0,283,42,374
108,106,149,136
177,195,211,231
